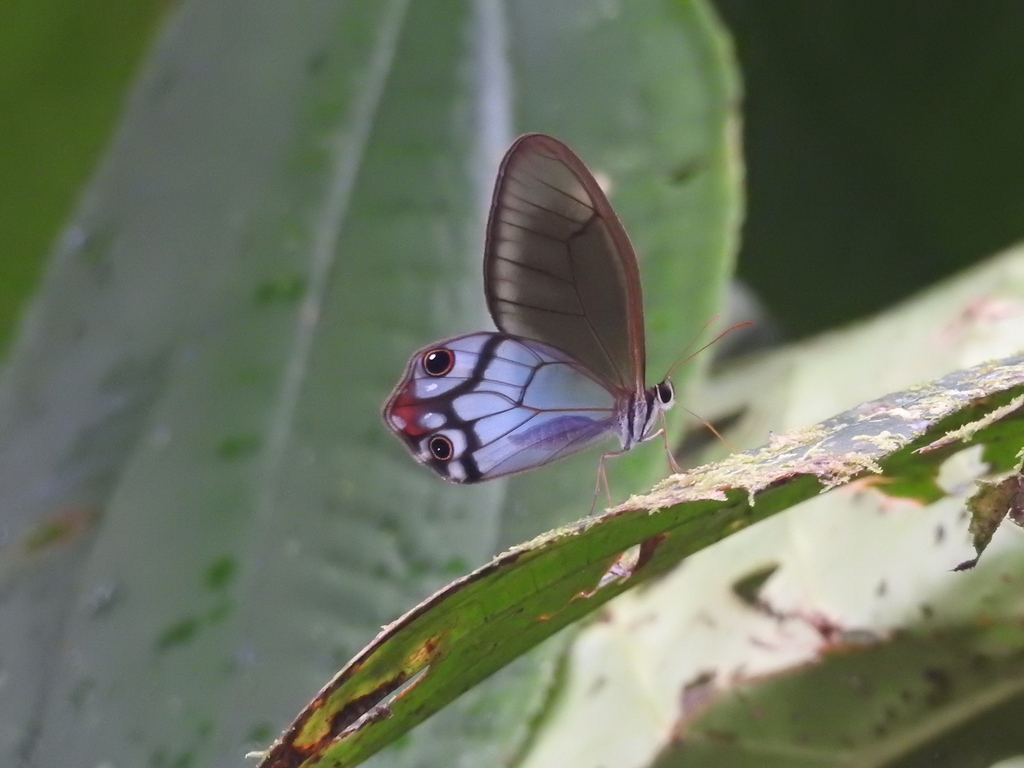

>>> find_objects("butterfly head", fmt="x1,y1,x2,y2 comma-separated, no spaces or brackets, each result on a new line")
634,378,675,444
656,380,675,409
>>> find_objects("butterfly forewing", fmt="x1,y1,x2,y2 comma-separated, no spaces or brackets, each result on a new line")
483,134,646,394
382,333,618,482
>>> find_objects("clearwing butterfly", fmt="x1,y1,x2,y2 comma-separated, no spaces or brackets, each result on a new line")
383,133,675,483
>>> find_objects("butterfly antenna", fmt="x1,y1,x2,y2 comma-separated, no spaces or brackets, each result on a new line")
660,316,751,456
679,404,739,454
662,318,754,382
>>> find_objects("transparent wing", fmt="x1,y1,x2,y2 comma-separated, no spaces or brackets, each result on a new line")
382,333,619,482
484,134,646,393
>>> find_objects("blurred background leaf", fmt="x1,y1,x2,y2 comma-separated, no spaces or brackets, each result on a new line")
0,0,738,766
0,0,163,353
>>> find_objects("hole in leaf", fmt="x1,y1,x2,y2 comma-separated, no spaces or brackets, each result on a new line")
579,534,666,598
936,444,988,495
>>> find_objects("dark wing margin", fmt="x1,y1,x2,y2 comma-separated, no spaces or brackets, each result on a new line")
482,133,646,394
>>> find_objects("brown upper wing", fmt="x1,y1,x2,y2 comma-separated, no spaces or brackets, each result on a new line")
483,134,645,393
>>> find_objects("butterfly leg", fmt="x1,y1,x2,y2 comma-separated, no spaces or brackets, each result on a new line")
589,448,626,516
657,410,682,474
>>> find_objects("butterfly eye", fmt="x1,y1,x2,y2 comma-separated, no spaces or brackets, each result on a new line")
422,348,455,377
657,382,674,405
428,434,454,461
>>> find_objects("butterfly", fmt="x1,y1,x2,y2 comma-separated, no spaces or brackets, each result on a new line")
383,133,676,483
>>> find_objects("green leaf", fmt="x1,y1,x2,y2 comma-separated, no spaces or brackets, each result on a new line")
256,349,1024,767
0,1,741,767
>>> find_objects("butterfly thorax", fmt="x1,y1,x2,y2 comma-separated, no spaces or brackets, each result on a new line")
618,380,675,450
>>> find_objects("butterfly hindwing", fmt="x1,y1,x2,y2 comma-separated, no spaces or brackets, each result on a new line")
382,333,618,482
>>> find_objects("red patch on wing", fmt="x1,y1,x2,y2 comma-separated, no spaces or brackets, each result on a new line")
386,382,429,437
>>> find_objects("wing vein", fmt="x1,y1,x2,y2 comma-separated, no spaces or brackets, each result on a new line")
501,189,587,225
495,297,586,318
492,255,576,285
514,166,595,210
497,218,572,244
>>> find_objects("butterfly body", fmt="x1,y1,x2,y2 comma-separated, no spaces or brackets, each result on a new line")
383,134,675,483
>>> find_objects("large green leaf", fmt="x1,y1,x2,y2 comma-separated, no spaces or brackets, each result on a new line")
0,1,741,767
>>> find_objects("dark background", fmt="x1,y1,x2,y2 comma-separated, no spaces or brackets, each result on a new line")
717,1,1024,336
